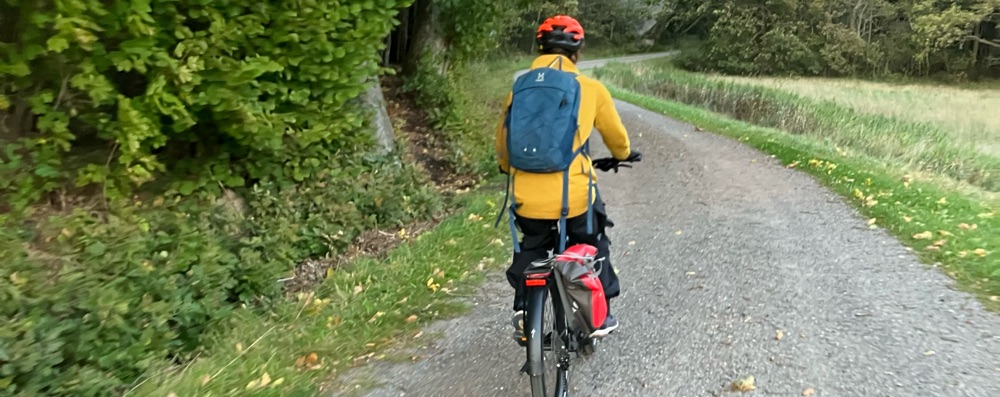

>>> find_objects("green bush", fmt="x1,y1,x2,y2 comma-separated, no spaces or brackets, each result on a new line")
0,151,439,396
0,0,412,209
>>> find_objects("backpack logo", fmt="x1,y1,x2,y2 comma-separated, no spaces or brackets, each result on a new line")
535,72,545,82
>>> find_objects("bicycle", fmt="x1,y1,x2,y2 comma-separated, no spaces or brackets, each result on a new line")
515,156,638,397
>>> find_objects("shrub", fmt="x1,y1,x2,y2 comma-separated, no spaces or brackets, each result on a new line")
0,150,439,395
0,0,413,209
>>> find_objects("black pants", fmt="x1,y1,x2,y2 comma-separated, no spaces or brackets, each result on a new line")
506,198,621,312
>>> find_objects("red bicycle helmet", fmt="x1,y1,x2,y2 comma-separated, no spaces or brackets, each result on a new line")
536,15,585,53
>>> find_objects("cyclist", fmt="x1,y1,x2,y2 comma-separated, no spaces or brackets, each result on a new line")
495,14,641,340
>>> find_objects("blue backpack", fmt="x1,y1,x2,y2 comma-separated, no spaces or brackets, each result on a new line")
496,57,597,253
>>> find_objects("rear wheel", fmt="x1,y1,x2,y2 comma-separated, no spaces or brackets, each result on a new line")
525,286,570,397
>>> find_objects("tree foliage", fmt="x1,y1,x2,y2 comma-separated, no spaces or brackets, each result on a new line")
0,0,413,210
670,0,1000,78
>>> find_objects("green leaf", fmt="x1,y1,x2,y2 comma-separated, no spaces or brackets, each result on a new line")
46,37,70,53
178,181,197,195
86,241,107,256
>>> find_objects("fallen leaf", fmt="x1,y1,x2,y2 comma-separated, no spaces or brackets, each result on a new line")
731,375,756,392
200,374,211,385
903,216,913,222
295,356,306,367
938,230,953,237
937,197,948,204
406,315,418,323
865,199,878,207
259,373,271,388
803,387,816,396
989,296,999,302
235,342,244,352
958,251,968,258
977,212,995,219
924,350,936,356
912,231,933,240
973,248,988,257
272,377,285,387
467,213,483,222
168,393,178,397
958,223,977,230
867,218,877,225
925,245,940,251
932,239,947,247
306,352,319,365
353,284,363,295
775,330,785,340
686,271,696,276
786,161,800,169
675,230,682,235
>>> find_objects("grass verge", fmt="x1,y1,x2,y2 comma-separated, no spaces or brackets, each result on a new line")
592,60,1000,194
603,85,999,311
131,186,509,396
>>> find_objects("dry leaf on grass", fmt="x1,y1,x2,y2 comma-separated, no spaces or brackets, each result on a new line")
973,248,988,257
958,223,977,230
406,314,418,323
246,372,271,390
912,231,933,240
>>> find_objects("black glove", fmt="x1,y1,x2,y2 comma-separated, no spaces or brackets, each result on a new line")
592,158,632,173
625,150,642,162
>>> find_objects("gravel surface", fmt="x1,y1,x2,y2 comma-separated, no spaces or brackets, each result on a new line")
332,55,1000,397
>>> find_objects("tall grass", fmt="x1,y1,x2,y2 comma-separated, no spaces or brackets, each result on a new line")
591,60,1000,194
716,75,1000,158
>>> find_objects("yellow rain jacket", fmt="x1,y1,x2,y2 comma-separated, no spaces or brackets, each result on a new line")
496,54,632,220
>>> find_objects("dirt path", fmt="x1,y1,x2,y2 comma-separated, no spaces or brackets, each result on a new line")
333,55,1000,397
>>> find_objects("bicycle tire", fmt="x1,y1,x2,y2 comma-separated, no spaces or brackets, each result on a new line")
525,286,570,397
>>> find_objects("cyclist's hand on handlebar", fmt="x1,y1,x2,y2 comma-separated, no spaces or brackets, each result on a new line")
592,150,642,173
592,158,632,173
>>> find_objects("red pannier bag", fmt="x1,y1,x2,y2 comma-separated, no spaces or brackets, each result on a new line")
553,244,607,335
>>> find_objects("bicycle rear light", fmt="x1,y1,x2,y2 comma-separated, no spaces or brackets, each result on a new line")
525,278,547,286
